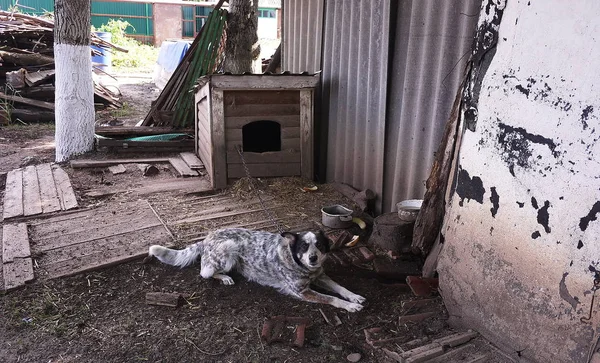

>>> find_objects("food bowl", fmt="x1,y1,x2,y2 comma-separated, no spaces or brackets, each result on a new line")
396,199,423,222
321,205,354,229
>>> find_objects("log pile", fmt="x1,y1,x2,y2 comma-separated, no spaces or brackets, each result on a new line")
0,10,124,123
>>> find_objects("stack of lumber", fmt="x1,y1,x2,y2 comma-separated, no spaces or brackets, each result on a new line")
141,7,227,128
0,10,124,123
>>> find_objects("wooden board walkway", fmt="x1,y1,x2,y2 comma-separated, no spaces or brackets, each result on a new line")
1,223,34,291
2,163,78,220
28,199,173,280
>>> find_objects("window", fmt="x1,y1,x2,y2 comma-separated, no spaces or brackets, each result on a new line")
258,9,276,18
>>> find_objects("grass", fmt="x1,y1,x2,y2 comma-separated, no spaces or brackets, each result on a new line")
93,20,159,72
109,102,134,119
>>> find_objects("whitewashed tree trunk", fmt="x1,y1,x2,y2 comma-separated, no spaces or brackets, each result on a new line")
54,0,95,162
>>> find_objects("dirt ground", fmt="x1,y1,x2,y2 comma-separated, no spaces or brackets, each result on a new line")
0,74,516,363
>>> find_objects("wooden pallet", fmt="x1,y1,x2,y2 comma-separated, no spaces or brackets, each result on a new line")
2,163,78,220
28,200,173,280
1,223,34,291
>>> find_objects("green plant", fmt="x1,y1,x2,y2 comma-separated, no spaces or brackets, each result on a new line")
92,19,159,70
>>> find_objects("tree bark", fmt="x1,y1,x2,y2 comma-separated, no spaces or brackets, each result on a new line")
223,0,260,73
54,0,95,162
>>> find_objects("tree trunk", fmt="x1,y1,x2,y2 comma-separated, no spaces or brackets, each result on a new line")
54,0,95,162
223,0,260,73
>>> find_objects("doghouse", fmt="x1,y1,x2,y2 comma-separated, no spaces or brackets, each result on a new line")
194,74,320,189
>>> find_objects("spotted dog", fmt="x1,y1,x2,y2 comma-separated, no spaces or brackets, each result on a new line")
148,228,365,312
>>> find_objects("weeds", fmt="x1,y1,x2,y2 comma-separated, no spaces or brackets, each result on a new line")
93,19,159,71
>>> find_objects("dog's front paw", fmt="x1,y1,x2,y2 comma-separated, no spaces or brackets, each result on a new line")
343,302,364,312
347,293,366,304
221,276,235,285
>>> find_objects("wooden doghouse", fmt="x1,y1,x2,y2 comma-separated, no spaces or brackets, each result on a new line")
194,74,320,189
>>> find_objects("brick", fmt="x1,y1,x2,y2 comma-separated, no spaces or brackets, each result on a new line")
406,276,439,297
358,247,375,261
326,230,353,250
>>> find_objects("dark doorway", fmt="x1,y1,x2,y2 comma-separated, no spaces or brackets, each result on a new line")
242,120,281,153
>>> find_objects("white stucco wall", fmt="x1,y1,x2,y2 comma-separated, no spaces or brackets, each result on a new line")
438,1,600,362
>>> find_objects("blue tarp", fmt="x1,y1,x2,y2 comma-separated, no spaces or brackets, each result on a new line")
156,41,190,73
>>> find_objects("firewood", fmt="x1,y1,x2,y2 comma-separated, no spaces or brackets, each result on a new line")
145,292,183,307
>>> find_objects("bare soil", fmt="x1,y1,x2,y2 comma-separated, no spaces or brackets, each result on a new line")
0,74,515,363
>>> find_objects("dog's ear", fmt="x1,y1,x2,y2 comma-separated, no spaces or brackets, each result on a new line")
281,232,298,246
315,230,330,252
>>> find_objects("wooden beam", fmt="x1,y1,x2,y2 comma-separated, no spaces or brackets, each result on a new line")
0,91,55,110
209,74,320,90
227,163,301,178
71,158,171,168
94,126,193,137
211,89,227,189
299,89,314,180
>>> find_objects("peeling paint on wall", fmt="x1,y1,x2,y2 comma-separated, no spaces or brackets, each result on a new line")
438,1,600,362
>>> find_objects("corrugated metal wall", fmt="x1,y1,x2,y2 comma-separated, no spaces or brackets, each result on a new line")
282,0,323,73
283,0,480,213
322,0,391,212
382,0,480,211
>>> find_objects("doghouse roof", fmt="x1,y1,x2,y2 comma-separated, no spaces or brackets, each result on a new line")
197,73,320,90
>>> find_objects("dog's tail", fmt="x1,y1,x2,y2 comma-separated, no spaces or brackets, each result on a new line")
148,242,204,268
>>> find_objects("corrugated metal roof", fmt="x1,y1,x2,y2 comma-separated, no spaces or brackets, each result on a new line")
382,0,480,211
282,0,323,73
321,0,391,212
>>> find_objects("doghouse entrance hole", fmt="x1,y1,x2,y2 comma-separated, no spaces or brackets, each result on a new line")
242,120,281,153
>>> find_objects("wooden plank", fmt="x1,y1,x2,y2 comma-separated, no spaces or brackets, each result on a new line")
71,158,171,168
226,151,301,164
3,257,34,290
22,165,42,216
223,90,300,105
227,163,301,178
300,89,314,180
146,292,183,307
25,69,55,87
35,163,61,214
169,158,199,177
84,178,212,198
180,152,204,169
0,91,55,110
225,138,300,152
35,217,163,253
174,206,283,225
94,126,192,137
2,223,30,263
40,168,77,214
3,169,24,219
211,89,227,189
225,115,300,129
224,103,300,117
282,126,301,139
210,74,320,90
96,139,195,150
36,225,172,280
282,138,301,151
225,128,242,142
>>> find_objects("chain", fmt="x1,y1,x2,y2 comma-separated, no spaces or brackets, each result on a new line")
236,145,285,234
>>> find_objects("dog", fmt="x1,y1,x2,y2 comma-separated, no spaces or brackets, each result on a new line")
148,228,365,312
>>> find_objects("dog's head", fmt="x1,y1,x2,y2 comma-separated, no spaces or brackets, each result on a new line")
282,230,329,270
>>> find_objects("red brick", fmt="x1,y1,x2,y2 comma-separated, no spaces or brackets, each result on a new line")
358,247,375,261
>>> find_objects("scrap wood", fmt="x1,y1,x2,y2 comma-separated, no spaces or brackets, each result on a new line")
0,91,54,110
406,276,439,297
145,292,183,307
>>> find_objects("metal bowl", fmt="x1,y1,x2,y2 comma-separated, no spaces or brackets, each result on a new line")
396,199,423,222
321,205,354,229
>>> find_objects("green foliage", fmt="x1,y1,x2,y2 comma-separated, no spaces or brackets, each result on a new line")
92,19,159,70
